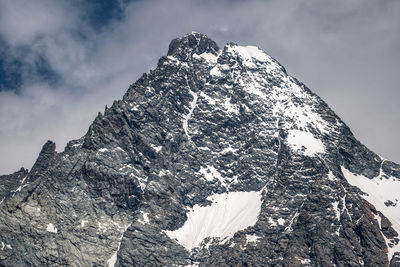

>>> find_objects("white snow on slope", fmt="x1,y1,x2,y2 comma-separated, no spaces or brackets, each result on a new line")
272,88,330,135
199,166,224,184
210,66,222,76
242,81,268,100
287,130,325,156
165,190,263,250
227,44,282,72
227,45,330,136
193,52,218,64
107,250,118,267
150,144,163,153
341,166,400,260
139,211,150,224
332,201,341,222
246,234,260,244
221,145,237,154
199,92,216,105
46,223,57,233
232,45,268,62
222,97,239,115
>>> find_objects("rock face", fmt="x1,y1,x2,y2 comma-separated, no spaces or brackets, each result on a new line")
1,32,400,266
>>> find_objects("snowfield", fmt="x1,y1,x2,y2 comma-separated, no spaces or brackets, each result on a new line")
287,130,325,156
165,190,263,250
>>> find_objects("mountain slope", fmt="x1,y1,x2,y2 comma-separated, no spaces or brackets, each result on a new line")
1,32,399,266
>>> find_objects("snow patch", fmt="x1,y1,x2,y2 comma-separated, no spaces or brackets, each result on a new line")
267,217,277,226
210,66,222,76
286,130,325,156
196,52,217,64
142,213,149,223
246,234,260,244
268,77,330,135
332,201,341,221
376,212,400,262
115,147,124,152
199,166,224,185
221,145,237,154
200,92,216,105
222,97,239,115
327,171,338,181
107,250,118,267
243,82,268,100
373,213,382,229
151,145,163,153
300,259,311,264
341,167,400,261
227,44,283,72
139,211,150,224
231,46,268,62
165,190,263,250
46,223,58,233
341,167,400,232
1,242,12,250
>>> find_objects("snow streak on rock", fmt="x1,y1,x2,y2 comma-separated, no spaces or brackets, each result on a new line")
107,224,131,267
182,90,198,143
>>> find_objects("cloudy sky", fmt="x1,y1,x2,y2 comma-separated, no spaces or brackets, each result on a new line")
0,0,399,174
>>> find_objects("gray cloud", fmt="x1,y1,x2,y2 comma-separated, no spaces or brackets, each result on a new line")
0,0,399,174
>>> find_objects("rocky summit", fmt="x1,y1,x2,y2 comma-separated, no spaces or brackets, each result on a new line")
1,32,400,267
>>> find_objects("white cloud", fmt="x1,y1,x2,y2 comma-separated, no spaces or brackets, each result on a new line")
0,0,80,46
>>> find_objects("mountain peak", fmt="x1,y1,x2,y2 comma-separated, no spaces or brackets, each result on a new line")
167,32,220,60
30,140,56,177
1,34,400,266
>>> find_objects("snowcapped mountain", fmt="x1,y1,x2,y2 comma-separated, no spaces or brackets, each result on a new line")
1,32,400,266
